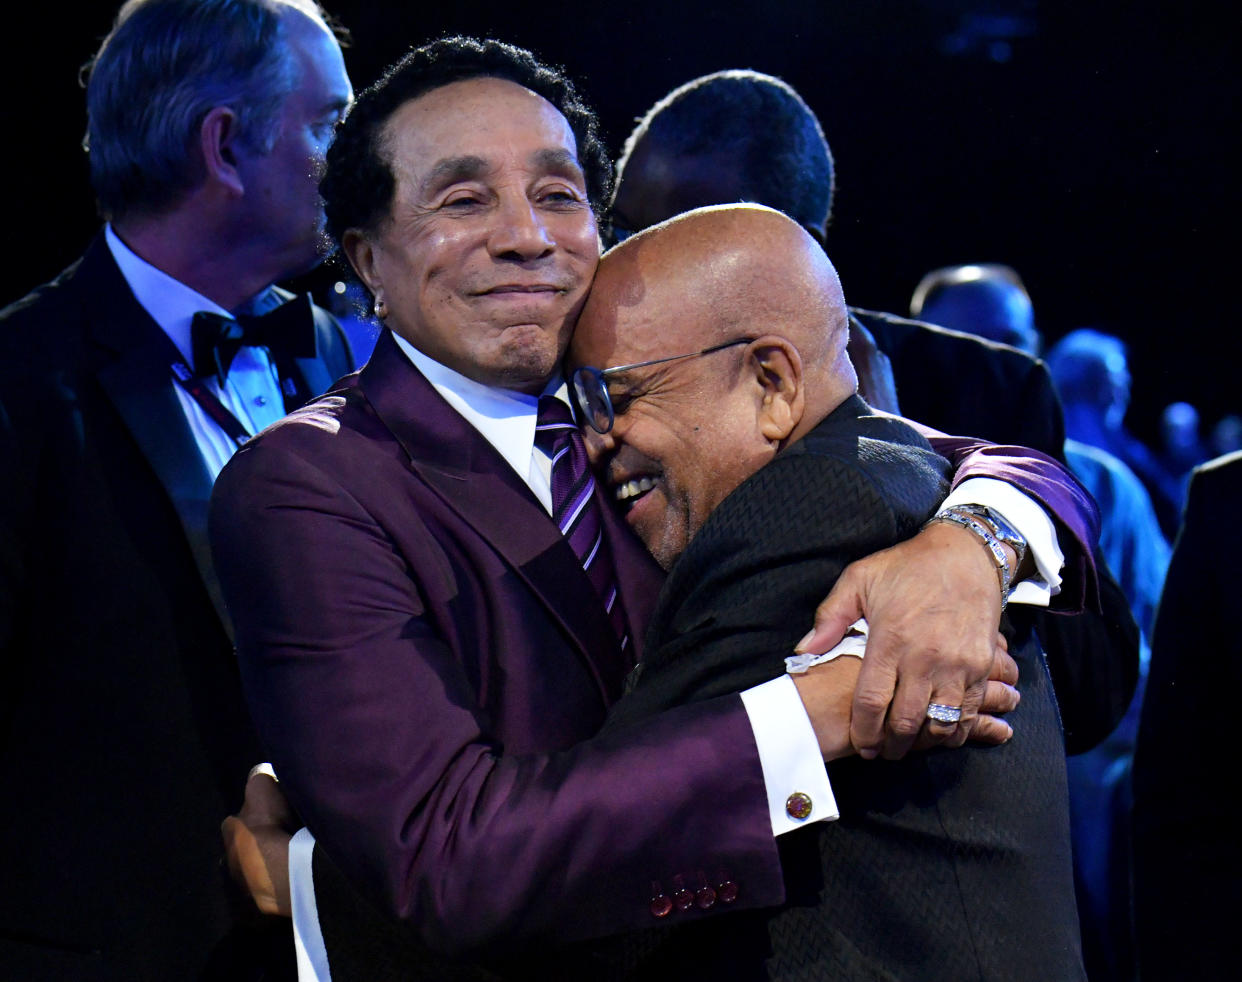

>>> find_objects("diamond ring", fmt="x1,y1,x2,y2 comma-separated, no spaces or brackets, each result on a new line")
926,703,963,724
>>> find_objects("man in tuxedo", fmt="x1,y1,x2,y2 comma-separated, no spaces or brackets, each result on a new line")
609,68,1138,757
212,37,1100,977
575,204,1084,979
0,1,353,978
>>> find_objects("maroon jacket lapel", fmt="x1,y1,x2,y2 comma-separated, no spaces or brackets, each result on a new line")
357,330,646,701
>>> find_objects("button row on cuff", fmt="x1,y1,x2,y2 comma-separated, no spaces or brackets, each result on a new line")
649,872,739,919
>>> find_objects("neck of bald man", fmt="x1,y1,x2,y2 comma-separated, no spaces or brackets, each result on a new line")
787,352,858,446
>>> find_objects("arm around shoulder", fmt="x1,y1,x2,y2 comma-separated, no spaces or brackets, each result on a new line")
209,435,784,955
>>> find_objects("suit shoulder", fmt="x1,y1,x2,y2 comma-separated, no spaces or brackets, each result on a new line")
1192,449,1242,490
1184,451,1242,528
851,305,1041,374
778,406,949,496
0,259,88,340
0,260,94,392
243,379,365,453
701,409,948,561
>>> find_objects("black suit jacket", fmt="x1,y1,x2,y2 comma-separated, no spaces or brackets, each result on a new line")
851,308,1065,456
1132,451,1242,980
603,398,1084,981
0,234,352,980
854,308,1140,753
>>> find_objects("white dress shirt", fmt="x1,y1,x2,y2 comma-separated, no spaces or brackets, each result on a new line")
105,225,288,479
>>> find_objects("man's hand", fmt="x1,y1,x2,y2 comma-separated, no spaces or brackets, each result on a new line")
791,655,864,760
922,635,1020,751
795,521,1010,760
220,771,298,917
793,639,1019,759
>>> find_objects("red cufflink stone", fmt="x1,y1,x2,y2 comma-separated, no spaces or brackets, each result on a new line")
786,791,813,820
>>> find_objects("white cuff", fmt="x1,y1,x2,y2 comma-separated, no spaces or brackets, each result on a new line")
942,478,1063,607
290,827,331,982
740,676,838,835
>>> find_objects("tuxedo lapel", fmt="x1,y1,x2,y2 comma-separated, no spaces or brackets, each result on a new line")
76,236,233,636
360,331,630,700
260,287,351,400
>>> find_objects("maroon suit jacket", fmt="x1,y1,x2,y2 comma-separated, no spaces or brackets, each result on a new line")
209,330,1098,965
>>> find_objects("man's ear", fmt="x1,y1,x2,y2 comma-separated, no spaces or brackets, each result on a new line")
748,336,804,443
200,106,245,197
342,229,382,298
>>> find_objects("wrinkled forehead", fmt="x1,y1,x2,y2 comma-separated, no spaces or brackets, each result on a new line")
381,77,581,185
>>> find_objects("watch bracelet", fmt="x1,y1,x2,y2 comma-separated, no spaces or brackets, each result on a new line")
924,508,1012,610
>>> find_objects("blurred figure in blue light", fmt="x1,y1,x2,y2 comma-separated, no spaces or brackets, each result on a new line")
1047,328,1180,536
910,263,1042,355
1158,400,1210,511
1211,413,1242,457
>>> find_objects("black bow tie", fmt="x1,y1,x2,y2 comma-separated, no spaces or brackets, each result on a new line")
191,293,316,382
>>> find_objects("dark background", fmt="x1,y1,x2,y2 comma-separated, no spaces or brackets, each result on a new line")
3,0,1237,445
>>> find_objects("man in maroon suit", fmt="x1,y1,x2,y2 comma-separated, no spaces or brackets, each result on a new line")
211,37,1099,977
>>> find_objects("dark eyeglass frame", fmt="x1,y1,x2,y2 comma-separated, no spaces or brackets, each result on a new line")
570,337,757,434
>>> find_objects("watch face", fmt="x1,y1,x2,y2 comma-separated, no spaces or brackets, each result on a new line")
975,505,1026,548
995,516,1026,549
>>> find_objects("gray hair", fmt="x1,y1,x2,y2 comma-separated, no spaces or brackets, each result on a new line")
83,0,329,220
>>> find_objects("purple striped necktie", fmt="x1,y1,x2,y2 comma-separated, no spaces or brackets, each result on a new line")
534,395,629,653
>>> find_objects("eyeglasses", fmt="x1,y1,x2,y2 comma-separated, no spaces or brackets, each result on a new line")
570,337,756,434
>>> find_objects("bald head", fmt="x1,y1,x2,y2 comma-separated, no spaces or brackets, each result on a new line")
569,205,857,568
574,204,855,435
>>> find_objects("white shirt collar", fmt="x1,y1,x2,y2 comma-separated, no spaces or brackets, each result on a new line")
389,331,566,484
104,223,233,370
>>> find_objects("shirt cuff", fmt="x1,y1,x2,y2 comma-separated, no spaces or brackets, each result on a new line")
290,827,331,982
740,676,838,835
941,477,1063,607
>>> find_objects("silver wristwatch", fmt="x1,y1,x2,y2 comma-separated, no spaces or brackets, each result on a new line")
952,504,1028,573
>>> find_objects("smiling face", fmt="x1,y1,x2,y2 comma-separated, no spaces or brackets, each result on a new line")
571,206,855,570
574,307,772,570
569,218,792,570
344,77,600,393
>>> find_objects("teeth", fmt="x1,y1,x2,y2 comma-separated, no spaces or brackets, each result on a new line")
614,476,656,502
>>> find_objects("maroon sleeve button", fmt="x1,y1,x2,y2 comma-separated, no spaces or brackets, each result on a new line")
671,875,694,911
694,885,717,910
717,879,739,904
785,791,813,820
649,881,672,918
